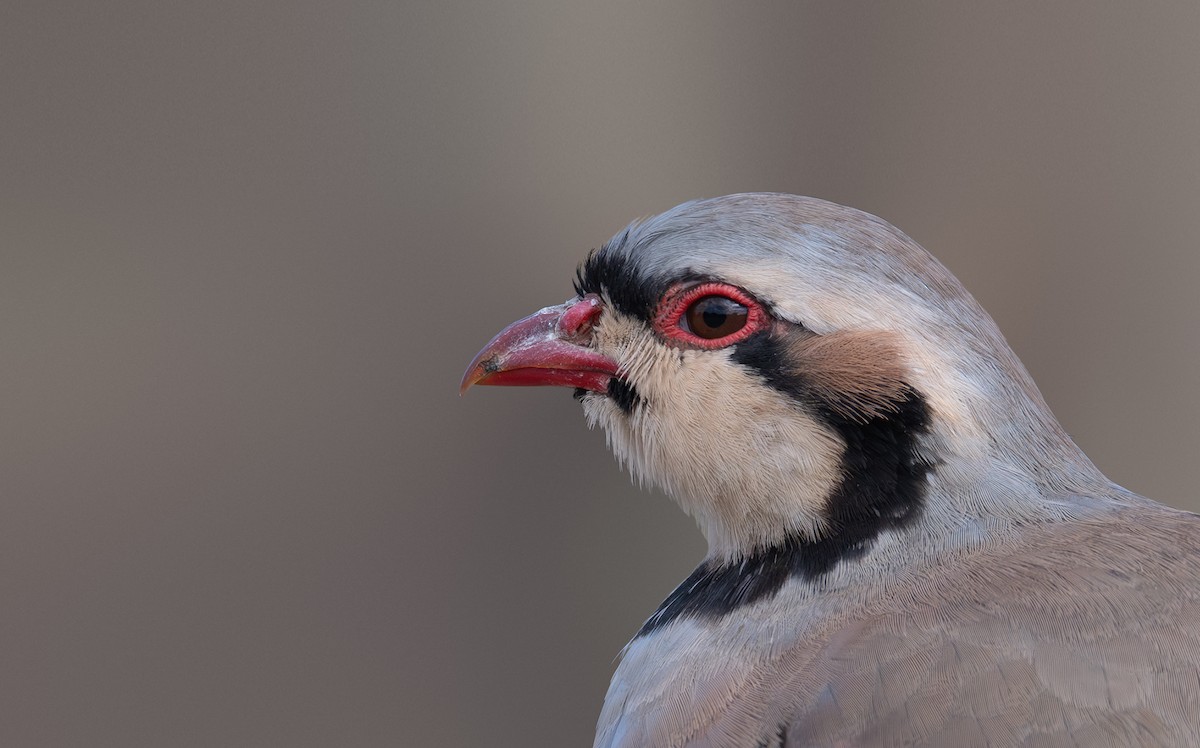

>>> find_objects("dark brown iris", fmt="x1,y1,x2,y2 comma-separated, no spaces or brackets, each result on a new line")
683,295,748,339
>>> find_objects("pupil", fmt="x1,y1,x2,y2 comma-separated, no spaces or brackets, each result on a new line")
702,308,727,329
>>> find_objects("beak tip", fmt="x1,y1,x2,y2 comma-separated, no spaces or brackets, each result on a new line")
460,347,495,396
459,368,482,396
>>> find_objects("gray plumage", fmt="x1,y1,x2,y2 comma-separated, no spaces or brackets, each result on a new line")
462,194,1200,747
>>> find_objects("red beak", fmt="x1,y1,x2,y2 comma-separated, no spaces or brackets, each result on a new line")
460,294,620,395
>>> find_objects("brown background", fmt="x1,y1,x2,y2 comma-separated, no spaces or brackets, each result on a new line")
3,3,1199,746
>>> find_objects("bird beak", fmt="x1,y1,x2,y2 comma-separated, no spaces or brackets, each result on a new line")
460,294,619,395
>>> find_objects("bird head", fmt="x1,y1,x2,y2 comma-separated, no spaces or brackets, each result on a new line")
463,194,1100,563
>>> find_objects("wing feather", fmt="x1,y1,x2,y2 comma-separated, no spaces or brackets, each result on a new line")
769,507,1200,747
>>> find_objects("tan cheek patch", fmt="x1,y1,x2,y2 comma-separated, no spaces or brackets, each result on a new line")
786,330,912,423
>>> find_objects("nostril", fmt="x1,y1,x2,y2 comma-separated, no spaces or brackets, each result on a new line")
559,293,605,340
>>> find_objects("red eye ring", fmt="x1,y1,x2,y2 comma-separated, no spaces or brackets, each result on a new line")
653,282,769,349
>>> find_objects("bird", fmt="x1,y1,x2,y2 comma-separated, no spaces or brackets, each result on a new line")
460,193,1200,747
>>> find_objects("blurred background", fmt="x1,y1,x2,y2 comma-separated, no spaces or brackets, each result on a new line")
3,2,1199,746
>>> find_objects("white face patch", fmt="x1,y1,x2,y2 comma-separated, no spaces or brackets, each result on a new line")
580,306,845,561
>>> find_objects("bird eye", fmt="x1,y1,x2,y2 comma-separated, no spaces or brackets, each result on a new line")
683,295,748,339
653,281,768,349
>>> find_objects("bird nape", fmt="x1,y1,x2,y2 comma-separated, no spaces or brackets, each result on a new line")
461,193,1200,748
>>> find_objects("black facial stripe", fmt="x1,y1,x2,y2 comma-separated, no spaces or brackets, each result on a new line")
606,378,642,414
574,239,662,322
731,333,934,551
575,237,783,330
636,330,934,638
637,533,815,638
573,379,644,414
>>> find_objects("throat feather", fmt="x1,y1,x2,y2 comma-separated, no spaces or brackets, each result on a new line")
637,332,934,636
